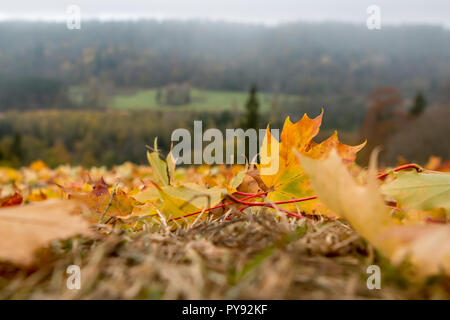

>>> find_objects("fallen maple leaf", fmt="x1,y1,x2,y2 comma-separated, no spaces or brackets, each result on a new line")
297,149,450,279
135,140,226,223
381,170,450,215
152,182,205,221
296,149,391,239
0,200,92,266
147,138,170,186
0,192,23,207
135,181,226,222
255,111,365,216
58,178,140,221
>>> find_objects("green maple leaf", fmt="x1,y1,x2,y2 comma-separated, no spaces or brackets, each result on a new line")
381,171,450,214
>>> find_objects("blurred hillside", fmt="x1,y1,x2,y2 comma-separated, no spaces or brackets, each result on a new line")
1,21,450,96
0,20,449,166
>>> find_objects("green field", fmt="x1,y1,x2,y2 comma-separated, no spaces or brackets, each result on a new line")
110,88,299,112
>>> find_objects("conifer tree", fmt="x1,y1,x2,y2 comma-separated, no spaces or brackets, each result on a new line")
244,84,259,130
410,92,427,116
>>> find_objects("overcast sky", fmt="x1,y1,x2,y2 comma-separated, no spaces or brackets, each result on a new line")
1,0,449,26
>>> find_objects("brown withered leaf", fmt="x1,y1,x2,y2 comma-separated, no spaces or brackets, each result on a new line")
58,179,139,220
0,200,92,266
0,192,23,207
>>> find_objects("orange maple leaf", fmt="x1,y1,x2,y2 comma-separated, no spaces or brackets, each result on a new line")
256,111,366,216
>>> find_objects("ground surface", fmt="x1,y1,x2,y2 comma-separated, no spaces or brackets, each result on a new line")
1,211,448,300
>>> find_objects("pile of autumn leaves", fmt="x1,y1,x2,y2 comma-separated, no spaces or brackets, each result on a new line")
0,111,449,281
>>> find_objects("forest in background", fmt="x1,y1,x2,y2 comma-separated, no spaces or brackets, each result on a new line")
0,20,449,167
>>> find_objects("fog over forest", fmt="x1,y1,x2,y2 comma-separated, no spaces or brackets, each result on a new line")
0,20,449,166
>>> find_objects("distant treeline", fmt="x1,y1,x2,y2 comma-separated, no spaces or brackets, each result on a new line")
0,104,448,167
0,20,449,110
0,77,70,110
0,103,365,168
0,110,246,167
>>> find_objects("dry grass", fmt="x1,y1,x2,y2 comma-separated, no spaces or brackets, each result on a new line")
0,210,449,300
